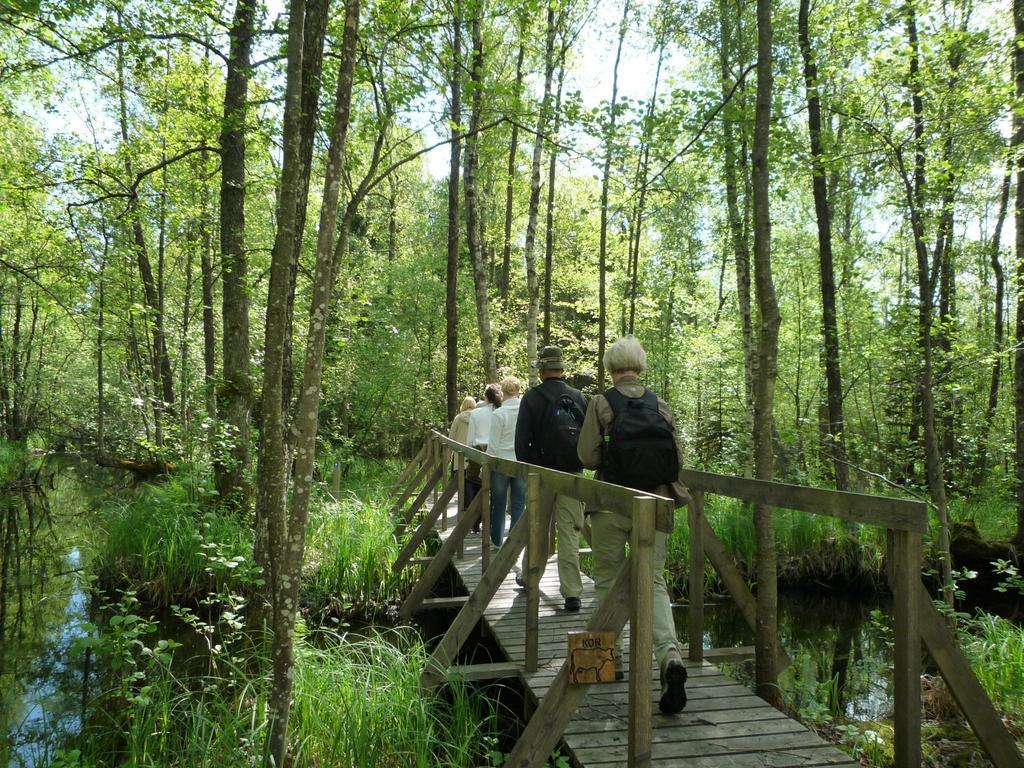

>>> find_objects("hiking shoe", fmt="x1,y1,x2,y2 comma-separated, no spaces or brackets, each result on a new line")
515,573,526,588
564,596,581,612
659,650,687,715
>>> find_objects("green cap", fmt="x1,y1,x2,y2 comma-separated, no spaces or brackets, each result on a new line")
533,345,565,371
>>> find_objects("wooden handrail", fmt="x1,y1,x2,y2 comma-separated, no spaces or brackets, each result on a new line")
679,467,928,532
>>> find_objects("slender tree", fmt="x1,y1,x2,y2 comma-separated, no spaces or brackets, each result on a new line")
751,0,781,706
1013,0,1024,545
446,0,462,420
797,0,848,489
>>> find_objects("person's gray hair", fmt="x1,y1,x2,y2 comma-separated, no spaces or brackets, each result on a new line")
603,335,647,374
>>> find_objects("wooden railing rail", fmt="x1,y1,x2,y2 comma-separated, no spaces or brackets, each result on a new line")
388,434,1022,768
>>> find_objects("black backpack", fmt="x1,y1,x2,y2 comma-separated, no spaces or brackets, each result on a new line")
534,384,585,472
602,387,679,489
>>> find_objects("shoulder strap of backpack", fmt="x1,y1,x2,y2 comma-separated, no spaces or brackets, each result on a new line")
603,387,627,417
640,388,659,412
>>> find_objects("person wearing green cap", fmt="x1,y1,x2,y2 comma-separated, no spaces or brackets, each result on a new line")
514,345,588,612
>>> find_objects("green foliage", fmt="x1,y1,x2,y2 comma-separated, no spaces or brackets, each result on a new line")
92,472,252,605
306,488,408,614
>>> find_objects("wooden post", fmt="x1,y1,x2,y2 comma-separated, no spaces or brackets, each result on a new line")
455,451,465,555
526,472,542,673
481,463,492,572
628,496,655,768
388,448,435,520
331,461,341,499
688,490,705,663
891,529,922,768
392,465,444,537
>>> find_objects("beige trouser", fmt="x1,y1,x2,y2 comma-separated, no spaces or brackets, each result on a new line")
590,509,678,669
553,493,584,599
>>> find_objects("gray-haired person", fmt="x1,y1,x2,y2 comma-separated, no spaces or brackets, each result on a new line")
577,335,690,714
514,346,588,612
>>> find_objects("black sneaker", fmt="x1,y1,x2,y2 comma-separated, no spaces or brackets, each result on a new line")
564,596,581,612
515,574,526,588
659,651,687,715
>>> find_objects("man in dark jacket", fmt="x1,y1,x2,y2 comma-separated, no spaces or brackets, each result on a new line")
515,346,587,611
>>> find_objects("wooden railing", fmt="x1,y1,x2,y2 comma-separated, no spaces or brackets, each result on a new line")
389,433,1024,768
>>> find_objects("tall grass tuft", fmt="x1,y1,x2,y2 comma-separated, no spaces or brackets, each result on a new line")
306,490,409,614
291,631,496,767
960,611,1024,727
76,629,496,768
93,472,251,605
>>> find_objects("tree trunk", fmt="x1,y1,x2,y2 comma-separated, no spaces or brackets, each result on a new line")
797,0,848,490
499,23,527,338
976,157,1012,483
96,257,106,457
598,0,630,391
751,0,781,706
282,0,330,418
719,0,755,477
265,3,360,764
542,52,567,346
1013,0,1024,546
465,6,496,382
446,0,463,421
200,205,218,446
904,0,953,602
215,0,256,510
524,3,556,387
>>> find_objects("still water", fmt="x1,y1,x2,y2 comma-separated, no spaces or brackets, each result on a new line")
677,589,894,722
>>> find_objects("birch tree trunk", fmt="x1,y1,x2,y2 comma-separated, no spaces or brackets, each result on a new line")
446,0,462,420
500,21,526,343
265,3,360,764
542,52,566,346
465,4,497,382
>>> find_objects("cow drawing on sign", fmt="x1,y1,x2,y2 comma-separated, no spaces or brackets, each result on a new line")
570,647,615,683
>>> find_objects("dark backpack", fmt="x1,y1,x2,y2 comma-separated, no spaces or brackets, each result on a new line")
602,387,679,489
534,384,585,472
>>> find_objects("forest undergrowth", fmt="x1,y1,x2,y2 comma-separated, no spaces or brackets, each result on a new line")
64,456,1024,767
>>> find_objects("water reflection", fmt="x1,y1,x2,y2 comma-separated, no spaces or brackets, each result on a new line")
675,589,894,722
1,473,92,768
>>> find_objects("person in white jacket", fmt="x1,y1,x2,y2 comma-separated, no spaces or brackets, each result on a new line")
486,376,524,547
465,384,501,531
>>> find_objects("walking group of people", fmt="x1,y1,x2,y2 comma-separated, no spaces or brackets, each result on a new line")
448,335,689,716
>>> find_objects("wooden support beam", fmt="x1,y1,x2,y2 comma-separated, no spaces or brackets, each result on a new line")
393,465,445,537
481,463,492,572
398,493,482,620
392,476,459,574
918,581,1024,768
629,496,655,768
389,442,425,496
526,473,542,673
890,530,922,768
448,662,523,681
388,450,434,520
700,515,791,672
503,554,634,768
688,490,706,664
419,518,529,690
416,596,470,611
679,468,927,533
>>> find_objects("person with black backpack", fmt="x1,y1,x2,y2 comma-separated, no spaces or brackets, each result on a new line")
514,346,588,612
577,335,691,715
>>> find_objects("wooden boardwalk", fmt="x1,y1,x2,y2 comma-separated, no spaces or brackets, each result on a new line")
431,510,859,768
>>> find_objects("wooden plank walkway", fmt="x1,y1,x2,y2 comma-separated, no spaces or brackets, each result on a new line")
430,506,860,768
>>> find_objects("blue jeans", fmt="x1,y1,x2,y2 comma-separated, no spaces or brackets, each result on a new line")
490,471,525,547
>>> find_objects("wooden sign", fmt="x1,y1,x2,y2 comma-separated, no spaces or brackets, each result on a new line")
567,631,617,684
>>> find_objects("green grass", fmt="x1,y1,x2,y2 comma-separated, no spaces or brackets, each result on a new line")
306,489,409,615
949,492,1017,541
71,629,497,768
960,610,1024,729
664,496,889,598
92,472,252,605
